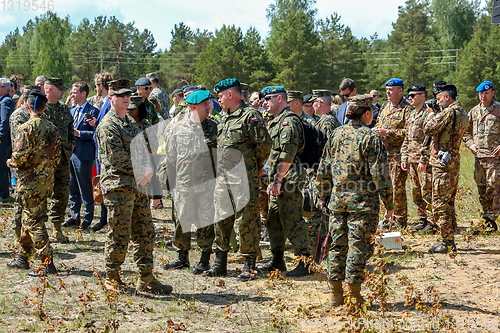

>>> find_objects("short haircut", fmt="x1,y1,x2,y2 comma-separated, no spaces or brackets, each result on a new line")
439,90,457,100
318,96,332,105
150,78,159,84
73,81,90,97
95,72,113,90
35,75,47,83
339,78,356,91
0,78,11,88
27,96,47,112
230,85,242,95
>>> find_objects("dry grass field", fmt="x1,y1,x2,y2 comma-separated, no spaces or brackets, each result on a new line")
0,148,499,332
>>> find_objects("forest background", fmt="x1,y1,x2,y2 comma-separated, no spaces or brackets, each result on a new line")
0,0,498,111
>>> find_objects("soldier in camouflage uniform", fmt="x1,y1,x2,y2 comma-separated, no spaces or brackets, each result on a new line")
146,72,170,120
423,84,469,253
314,94,394,306
373,78,413,229
9,86,37,241
96,79,172,294
7,89,61,276
463,81,500,231
256,86,312,277
160,90,217,274
313,90,341,137
203,78,271,281
303,94,320,122
135,78,159,124
401,84,434,232
44,78,75,243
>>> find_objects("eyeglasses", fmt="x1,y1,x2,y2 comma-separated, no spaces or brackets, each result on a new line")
342,89,353,99
142,86,153,91
408,93,424,98
115,92,132,98
263,94,279,101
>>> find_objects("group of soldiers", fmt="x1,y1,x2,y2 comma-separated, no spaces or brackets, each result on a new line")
3,70,500,303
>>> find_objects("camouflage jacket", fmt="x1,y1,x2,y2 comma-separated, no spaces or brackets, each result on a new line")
314,119,394,213
45,101,76,160
261,110,275,127
148,86,170,120
375,98,413,155
173,100,188,117
9,114,61,196
96,109,147,194
144,98,160,125
9,105,30,143
267,107,305,184
316,111,341,137
423,100,469,170
463,100,500,158
401,105,430,164
87,95,105,109
163,113,217,192
217,101,271,179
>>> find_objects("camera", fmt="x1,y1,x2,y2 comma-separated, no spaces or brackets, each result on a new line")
425,98,440,111
437,150,451,166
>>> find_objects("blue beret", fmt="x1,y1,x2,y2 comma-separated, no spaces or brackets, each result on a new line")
186,90,211,105
260,86,287,97
135,77,151,86
476,81,493,92
214,78,240,94
385,78,404,87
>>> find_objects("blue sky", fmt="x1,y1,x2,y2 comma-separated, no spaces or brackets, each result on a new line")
0,0,490,51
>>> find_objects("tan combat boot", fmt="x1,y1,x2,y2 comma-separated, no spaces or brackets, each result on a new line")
51,223,69,243
227,253,246,264
105,273,134,294
348,284,367,305
137,274,173,295
328,280,344,307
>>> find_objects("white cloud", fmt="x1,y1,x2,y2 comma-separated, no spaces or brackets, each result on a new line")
0,14,16,27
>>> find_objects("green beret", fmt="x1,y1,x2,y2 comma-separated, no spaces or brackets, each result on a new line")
109,79,132,96
312,89,331,100
214,78,240,94
348,94,376,110
46,77,68,90
186,90,211,105
128,94,143,109
260,86,287,97
287,90,303,102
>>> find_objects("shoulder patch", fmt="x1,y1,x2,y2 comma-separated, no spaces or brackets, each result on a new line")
281,132,287,139
251,117,258,122
282,121,288,126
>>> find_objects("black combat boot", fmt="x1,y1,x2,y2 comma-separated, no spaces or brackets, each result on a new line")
192,252,211,275
485,218,498,232
202,252,227,277
411,218,428,231
28,260,57,277
286,260,313,277
7,254,29,269
237,256,256,281
257,251,287,272
163,251,190,270
428,239,457,254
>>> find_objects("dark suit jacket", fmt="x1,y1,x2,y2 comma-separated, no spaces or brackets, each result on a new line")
0,93,15,147
71,102,99,161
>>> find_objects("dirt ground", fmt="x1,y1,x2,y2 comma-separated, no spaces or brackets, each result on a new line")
0,149,499,332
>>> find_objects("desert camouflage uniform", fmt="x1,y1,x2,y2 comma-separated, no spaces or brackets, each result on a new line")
267,107,310,256
463,100,500,222
375,98,413,226
9,114,61,260
164,112,217,253
9,105,30,233
213,101,271,257
96,108,155,276
316,111,341,137
87,95,105,109
314,120,393,284
45,101,75,226
149,86,170,120
401,105,432,222
423,100,469,241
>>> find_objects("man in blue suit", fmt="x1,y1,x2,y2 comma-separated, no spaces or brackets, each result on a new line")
64,82,99,230
336,78,358,126
0,78,15,203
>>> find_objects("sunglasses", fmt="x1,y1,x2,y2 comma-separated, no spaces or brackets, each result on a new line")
342,89,353,99
142,86,153,91
408,93,424,98
115,92,132,98
263,94,279,101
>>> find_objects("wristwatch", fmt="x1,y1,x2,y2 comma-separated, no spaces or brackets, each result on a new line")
274,178,283,184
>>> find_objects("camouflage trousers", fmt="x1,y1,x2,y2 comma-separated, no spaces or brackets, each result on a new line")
213,181,260,257
432,166,459,241
103,186,154,275
267,184,310,256
49,156,70,225
327,212,377,284
18,192,53,260
388,154,408,225
474,157,500,221
172,191,215,253
259,177,269,225
408,162,432,221
13,192,22,233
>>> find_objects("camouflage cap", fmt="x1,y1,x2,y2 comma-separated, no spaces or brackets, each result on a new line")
311,89,331,101
240,83,249,92
214,78,240,94
186,90,211,105
260,86,287,97
46,77,68,90
146,72,158,81
348,94,376,110
128,94,143,109
287,90,303,102
22,85,38,99
109,79,132,96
